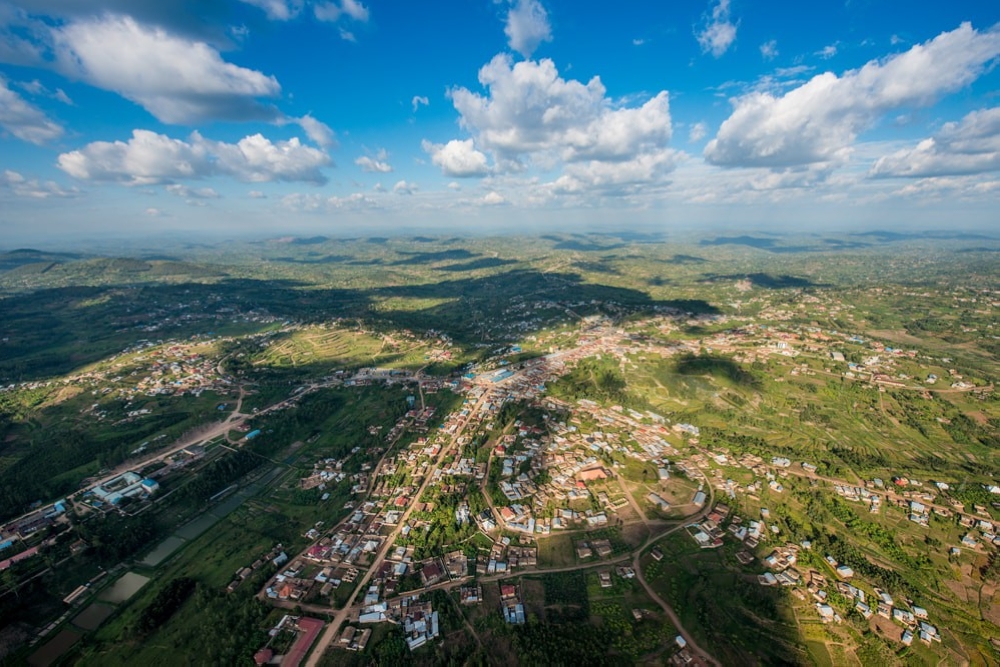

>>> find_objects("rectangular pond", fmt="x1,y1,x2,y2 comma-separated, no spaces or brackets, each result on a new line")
72,602,115,631
28,629,81,667
98,572,150,604
140,535,186,568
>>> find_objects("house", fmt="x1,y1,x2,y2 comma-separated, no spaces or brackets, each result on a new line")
420,561,444,586
836,565,854,579
592,539,613,558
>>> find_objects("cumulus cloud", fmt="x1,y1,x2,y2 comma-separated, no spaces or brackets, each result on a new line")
759,39,778,60
239,0,304,21
0,76,63,143
697,0,738,58
422,139,491,177
555,149,679,193
451,55,672,163
870,107,1000,177
412,95,429,112
57,129,331,185
248,190,267,198
441,54,680,195
1,169,76,198
504,0,551,58
439,54,678,193
392,179,417,195
705,23,1000,170
355,148,393,173
52,15,281,124
481,191,506,205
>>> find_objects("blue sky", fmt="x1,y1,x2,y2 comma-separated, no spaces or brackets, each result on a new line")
1,0,998,242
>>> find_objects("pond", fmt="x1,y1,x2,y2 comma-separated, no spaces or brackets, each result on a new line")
98,572,150,604
28,629,81,666
72,602,115,631
140,535,186,568
174,468,280,541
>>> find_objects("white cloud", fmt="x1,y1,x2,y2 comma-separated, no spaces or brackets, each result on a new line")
239,0,304,20
340,0,369,21
52,88,72,105
1,169,76,198
482,191,506,205
422,139,491,177
705,23,1000,169
871,107,1000,178
697,0,738,58
760,39,778,60
447,181,462,190
355,148,393,173
882,174,1000,201
815,44,838,59
144,207,163,216
57,129,331,185
688,122,708,143
0,76,63,143
450,55,672,163
166,184,219,198
16,79,73,105
556,149,679,193
440,54,677,194
392,179,417,195
412,95,429,112
282,191,377,212
632,38,645,46
287,114,336,148
52,15,281,124
504,0,552,58
248,190,267,198
314,0,369,23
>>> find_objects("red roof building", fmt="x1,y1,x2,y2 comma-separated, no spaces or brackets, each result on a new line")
283,617,324,667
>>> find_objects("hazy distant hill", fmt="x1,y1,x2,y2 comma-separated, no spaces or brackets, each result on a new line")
0,256,227,290
0,248,83,272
